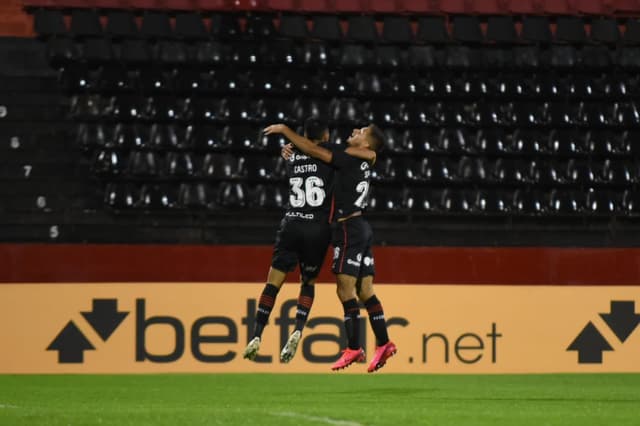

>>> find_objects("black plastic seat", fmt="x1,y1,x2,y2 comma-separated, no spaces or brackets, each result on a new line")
406,129,442,155
245,15,276,39
178,183,212,209
46,37,78,68
586,131,626,157
70,94,102,119
622,190,640,215
246,156,287,181
439,189,473,214
475,129,511,155
347,16,378,43
34,9,67,38
474,189,511,215
104,183,137,209
565,159,595,186
405,188,440,212
93,149,124,176
139,184,176,209
416,16,449,44
382,16,412,43
555,16,586,44
368,186,406,212
202,153,239,179
493,158,534,184
141,11,173,39
550,45,580,68
600,159,633,185
175,12,208,40
302,41,333,68
548,189,586,215
279,14,309,39
533,160,565,185
120,40,152,65
191,125,228,151
210,14,242,40
407,46,437,69
112,123,149,150
416,157,452,182
330,98,365,124
128,151,161,177
165,152,195,177
590,18,620,44
71,9,102,38
106,11,138,39
311,15,342,41
512,189,547,215
615,102,640,126
371,157,397,183
455,156,488,183
521,16,552,44
225,125,260,152
340,44,375,68
439,128,475,155
585,190,620,215
486,16,517,44
452,16,483,43
405,102,444,126
217,182,249,208
253,184,286,209
547,129,588,156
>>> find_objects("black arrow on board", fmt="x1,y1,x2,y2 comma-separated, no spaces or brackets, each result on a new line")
567,321,613,364
600,301,640,343
47,321,95,363
81,299,129,341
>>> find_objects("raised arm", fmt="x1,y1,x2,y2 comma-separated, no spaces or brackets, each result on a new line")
264,124,333,164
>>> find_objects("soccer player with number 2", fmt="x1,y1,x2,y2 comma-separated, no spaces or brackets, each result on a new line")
263,123,397,373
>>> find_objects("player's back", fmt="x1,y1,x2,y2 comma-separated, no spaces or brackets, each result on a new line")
331,150,372,221
285,143,336,222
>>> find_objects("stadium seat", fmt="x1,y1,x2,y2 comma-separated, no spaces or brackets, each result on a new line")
175,13,209,40
405,187,440,212
368,186,407,212
622,190,640,215
493,158,534,184
565,159,596,186
139,184,176,209
474,189,512,215
113,123,149,150
210,14,242,40
439,128,475,155
105,11,138,39
416,16,449,44
585,190,620,215
406,129,442,155
548,189,586,215
474,129,511,155
599,159,634,185
547,129,588,156
533,160,565,185
245,15,276,39
416,157,452,182
104,183,138,209
486,16,517,44
34,9,67,38
371,157,397,183
128,151,161,177
555,16,587,44
512,189,548,215
455,156,489,183
253,184,286,209
202,153,240,179
624,19,640,44
178,183,212,209
218,182,249,208
93,149,124,176
70,9,102,38
191,125,229,151
311,16,342,41
439,189,473,214
521,16,552,44
279,14,309,39
586,131,626,157
382,16,413,43
347,16,378,43
452,16,484,43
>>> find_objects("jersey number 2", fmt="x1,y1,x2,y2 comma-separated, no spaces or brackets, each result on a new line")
289,176,326,208
354,181,369,208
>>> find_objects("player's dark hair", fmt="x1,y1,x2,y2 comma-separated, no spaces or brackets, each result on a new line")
304,118,329,141
367,124,386,152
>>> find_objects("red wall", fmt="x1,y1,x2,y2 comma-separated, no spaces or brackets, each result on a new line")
1,244,640,284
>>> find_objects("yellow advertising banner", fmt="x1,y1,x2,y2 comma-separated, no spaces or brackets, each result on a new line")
0,283,639,374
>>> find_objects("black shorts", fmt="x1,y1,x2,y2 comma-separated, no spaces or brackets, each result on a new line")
271,218,331,283
331,216,375,278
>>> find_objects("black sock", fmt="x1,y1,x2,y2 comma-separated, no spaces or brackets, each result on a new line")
342,298,361,350
253,283,280,339
365,295,389,346
294,283,315,332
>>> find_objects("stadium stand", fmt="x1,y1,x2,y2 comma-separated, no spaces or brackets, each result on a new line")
1,0,640,244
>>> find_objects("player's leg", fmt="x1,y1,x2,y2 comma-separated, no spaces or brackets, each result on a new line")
281,221,330,362
356,221,397,372
243,267,288,360
244,220,296,361
330,219,366,370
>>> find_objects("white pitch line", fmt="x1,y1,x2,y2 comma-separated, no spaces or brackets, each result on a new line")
273,411,365,426
0,404,18,409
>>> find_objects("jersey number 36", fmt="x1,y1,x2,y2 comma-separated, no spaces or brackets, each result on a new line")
289,176,326,208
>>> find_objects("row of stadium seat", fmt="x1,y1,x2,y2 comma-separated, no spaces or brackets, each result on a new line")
69,95,640,128
93,150,640,187
35,9,640,45
61,68,640,100
48,38,640,69
78,123,640,158
24,0,632,15
103,181,640,215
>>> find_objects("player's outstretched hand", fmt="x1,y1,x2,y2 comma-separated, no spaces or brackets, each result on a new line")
263,124,288,135
281,143,294,161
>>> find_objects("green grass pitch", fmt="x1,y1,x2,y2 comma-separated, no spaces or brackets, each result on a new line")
1,374,638,426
